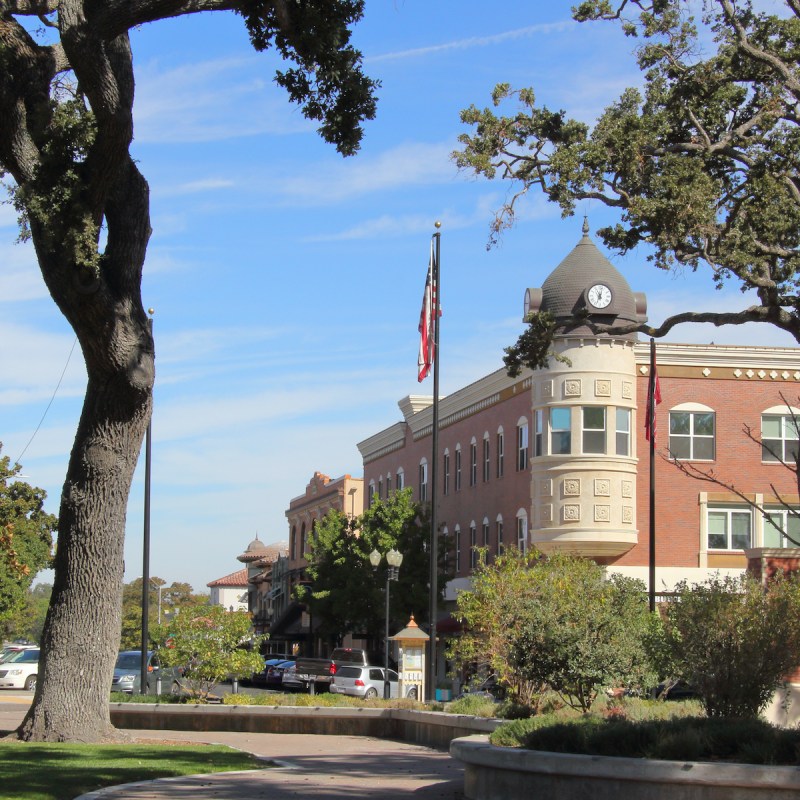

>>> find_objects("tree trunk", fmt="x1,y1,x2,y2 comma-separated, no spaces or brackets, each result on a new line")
17,155,153,742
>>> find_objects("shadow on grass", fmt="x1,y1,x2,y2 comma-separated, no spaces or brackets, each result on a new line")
0,742,264,800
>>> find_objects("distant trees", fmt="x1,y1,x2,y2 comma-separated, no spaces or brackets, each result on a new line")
119,577,208,651
0,447,56,636
300,488,447,649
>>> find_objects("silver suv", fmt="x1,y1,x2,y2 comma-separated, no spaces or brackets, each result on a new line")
329,665,417,700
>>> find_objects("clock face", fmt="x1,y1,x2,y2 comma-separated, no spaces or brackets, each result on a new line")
587,284,612,309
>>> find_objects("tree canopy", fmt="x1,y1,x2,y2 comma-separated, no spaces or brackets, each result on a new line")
1,0,378,742
301,488,446,647
0,445,56,636
453,0,800,373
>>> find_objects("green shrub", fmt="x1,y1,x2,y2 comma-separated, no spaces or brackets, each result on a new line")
659,573,800,718
444,694,500,718
491,714,800,765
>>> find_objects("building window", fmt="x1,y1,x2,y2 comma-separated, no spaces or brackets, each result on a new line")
496,429,505,478
455,526,461,574
707,507,751,550
396,469,404,491
616,408,631,456
496,516,504,554
470,523,478,569
419,460,429,502
386,473,392,496
550,407,571,454
582,407,606,454
455,446,462,491
483,435,491,482
482,518,490,548
470,439,478,487
762,412,800,463
764,509,800,548
517,420,529,471
534,409,544,457
443,450,450,496
368,481,376,507
300,522,307,557
670,410,715,460
378,477,383,499
290,525,297,560
516,510,528,553
442,526,449,574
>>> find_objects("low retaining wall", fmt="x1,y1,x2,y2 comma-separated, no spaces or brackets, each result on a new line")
109,703,500,751
450,735,800,800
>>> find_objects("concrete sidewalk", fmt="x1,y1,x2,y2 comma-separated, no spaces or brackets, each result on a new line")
1,700,465,799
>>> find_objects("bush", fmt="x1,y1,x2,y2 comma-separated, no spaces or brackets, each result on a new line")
444,694,500,718
490,713,800,765
659,573,800,718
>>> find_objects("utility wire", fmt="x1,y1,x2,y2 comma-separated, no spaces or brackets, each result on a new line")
14,337,78,467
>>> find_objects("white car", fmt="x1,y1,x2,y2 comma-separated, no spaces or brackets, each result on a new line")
0,647,40,691
330,665,418,700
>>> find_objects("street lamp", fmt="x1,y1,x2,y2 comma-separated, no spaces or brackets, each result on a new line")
369,547,403,699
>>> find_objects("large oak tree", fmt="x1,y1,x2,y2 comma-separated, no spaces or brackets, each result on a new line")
1,0,377,742
453,0,800,373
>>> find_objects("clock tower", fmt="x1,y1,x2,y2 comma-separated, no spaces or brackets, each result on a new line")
523,219,648,559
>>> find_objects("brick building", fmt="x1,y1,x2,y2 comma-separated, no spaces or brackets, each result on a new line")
358,224,800,604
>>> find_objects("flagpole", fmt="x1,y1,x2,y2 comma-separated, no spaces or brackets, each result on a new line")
427,222,441,703
648,337,656,613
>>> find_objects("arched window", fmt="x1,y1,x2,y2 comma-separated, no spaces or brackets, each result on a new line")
469,521,478,569
455,444,462,491
761,405,799,463
516,417,529,471
670,403,715,461
290,525,297,560
495,514,504,555
496,426,505,477
454,525,462,574
469,437,478,487
300,522,307,558
396,468,404,490
482,432,491,482
443,448,450,495
419,458,429,502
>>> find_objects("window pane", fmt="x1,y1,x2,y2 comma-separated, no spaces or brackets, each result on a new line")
551,407,570,429
731,512,751,549
763,439,781,462
693,437,715,460
764,515,784,548
552,431,571,455
616,408,630,432
708,512,727,549
584,431,605,454
670,437,691,459
762,416,782,439
694,413,715,436
787,514,800,547
583,407,605,429
670,412,690,435
616,431,629,456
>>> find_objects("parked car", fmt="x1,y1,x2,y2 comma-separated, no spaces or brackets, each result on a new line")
0,647,40,691
0,643,37,663
265,659,296,688
281,663,307,692
330,665,418,700
111,650,180,694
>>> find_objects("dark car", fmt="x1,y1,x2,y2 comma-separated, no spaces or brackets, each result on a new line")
265,659,296,687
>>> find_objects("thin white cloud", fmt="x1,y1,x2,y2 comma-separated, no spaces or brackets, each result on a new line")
133,55,311,144
158,178,236,198
370,21,577,63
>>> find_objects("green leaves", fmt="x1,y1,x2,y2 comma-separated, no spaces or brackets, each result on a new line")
237,0,378,156
454,1,800,349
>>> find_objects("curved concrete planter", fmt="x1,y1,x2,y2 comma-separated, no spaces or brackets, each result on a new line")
450,735,800,800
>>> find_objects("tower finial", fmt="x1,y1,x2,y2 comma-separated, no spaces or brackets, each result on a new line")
582,215,589,235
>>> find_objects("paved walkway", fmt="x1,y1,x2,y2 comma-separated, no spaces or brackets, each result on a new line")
1,699,465,800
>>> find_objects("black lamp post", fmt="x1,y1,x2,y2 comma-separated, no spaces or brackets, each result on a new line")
369,547,403,699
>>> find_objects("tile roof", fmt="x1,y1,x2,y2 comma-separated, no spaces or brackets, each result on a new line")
207,567,249,588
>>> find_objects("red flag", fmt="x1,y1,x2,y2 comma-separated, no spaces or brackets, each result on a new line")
417,242,438,382
644,342,662,442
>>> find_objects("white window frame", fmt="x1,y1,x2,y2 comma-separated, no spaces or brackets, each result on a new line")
517,418,529,471
550,407,571,455
470,438,478,487
516,509,528,553
582,406,606,454
707,506,752,551
496,428,505,478
455,445,462,491
762,406,800,463
483,434,491,482
669,404,716,461
419,459,428,502
616,408,631,457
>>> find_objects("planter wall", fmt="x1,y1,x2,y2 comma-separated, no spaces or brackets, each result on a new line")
450,735,800,800
109,703,500,751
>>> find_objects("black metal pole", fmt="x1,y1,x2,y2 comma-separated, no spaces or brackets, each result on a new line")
140,312,153,693
648,337,656,613
427,224,441,703
384,572,390,699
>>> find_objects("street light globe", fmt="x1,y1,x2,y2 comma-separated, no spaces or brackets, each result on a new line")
387,548,403,568
369,549,382,568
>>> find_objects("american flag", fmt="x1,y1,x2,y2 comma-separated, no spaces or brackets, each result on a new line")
417,241,438,382
644,343,662,442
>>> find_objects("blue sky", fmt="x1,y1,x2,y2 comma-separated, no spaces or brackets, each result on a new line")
3,1,795,593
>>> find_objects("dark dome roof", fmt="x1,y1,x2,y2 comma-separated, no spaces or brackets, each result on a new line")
532,223,646,340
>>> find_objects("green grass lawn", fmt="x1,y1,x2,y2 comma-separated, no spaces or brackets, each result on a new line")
0,741,265,800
